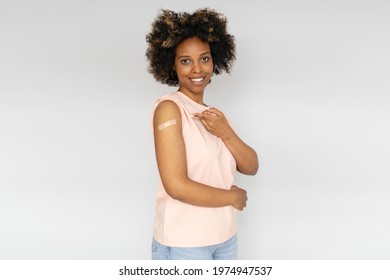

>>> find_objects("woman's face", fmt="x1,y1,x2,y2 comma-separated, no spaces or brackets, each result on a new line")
174,37,213,100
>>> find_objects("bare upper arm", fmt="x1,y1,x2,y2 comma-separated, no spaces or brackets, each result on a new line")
153,100,188,197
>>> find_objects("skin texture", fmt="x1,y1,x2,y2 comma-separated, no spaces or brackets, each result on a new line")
153,37,258,211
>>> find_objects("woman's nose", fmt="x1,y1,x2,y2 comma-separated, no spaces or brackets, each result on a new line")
192,61,202,73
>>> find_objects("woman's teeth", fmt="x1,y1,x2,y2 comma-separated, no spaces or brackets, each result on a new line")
191,77,204,82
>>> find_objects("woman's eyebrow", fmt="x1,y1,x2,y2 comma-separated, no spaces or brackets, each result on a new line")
177,52,211,59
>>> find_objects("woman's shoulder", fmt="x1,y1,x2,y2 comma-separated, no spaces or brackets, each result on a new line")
156,91,180,102
152,92,186,130
154,99,180,114
153,91,186,116
154,91,186,111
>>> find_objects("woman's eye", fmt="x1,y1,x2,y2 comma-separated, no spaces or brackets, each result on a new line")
181,59,190,64
201,56,209,62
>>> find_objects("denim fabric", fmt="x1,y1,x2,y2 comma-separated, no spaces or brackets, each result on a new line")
151,234,237,260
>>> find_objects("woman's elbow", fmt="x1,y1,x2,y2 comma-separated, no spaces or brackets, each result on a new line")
251,154,260,175
238,162,259,176
247,164,259,176
251,165,259,175
164,184,181,200
162,178,188,200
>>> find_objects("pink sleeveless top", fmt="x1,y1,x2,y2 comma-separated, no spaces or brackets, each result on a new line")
152,91,237,247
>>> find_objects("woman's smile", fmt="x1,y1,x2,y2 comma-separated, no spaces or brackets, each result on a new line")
174,37,213,104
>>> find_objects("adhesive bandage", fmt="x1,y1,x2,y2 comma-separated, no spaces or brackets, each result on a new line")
158,119,177,131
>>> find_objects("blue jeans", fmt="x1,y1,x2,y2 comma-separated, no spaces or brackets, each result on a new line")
151,234,237,260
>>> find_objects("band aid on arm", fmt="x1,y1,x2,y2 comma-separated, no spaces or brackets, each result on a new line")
158,119,177,131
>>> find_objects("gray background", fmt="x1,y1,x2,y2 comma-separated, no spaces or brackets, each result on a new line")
1,0,389,259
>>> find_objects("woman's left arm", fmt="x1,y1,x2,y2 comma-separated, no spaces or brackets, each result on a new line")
194,108,259,175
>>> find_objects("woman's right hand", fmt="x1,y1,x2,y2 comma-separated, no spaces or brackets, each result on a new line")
230,185,247,211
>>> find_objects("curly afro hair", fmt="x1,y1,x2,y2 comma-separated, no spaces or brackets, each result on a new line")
145,8,236,86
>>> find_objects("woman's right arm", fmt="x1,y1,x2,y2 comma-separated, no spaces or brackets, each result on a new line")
153,100,247,211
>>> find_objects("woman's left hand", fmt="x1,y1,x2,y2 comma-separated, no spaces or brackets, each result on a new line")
194,107,259,175
193,108,234,140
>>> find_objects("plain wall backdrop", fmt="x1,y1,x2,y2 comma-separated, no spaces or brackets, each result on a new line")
1,0,389,259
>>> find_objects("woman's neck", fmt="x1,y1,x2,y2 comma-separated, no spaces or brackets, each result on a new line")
178,87,205,106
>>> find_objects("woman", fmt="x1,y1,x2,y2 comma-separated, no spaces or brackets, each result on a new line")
146,8,258,260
